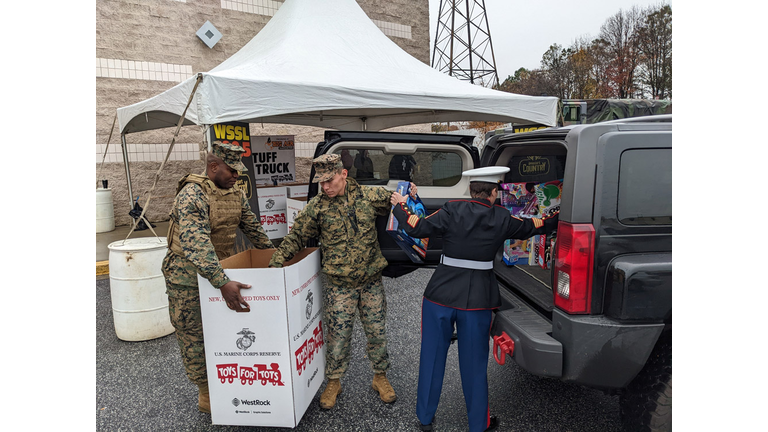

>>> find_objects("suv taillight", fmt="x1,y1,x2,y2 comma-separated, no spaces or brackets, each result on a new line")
553,222,595,314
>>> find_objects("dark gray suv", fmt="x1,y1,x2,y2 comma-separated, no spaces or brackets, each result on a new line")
308,115,672,431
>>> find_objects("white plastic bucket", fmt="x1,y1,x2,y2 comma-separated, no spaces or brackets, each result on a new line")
108,237,174,341
96,188,115,233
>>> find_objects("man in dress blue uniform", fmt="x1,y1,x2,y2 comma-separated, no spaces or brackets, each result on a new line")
390,167,559,432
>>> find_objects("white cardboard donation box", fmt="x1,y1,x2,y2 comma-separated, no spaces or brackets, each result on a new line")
198,248,325,428
257,186,287,239
286,197,308,232
286,183,309,198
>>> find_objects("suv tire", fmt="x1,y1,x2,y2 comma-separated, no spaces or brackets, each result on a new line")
619,333,672,432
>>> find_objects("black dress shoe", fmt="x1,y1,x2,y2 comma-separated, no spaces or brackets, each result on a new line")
484,415,499,431
418,421,434,431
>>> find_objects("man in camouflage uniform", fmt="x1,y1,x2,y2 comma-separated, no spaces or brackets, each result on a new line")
269,154,401,410
162,142,274,413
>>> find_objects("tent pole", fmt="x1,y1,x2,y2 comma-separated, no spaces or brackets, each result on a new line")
122,73,203,242
120,133,134,205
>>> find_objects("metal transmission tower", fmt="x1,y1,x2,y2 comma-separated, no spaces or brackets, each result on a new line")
432,0,499,88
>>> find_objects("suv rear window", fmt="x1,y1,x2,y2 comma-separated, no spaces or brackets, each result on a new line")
334,149,464,186
618,149,672,225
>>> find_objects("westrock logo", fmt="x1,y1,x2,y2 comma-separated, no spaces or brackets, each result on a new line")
305,291,314,320
236,328,256,351
232,398,271,407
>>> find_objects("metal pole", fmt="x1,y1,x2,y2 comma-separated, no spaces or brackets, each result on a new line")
449,0,455,77
465,0,474,84
482,0,500,88
120,134,134,205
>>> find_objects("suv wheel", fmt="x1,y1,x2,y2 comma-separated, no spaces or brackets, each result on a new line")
619,333,672,432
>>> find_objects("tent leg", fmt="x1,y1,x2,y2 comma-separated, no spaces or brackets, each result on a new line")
121,134,134,205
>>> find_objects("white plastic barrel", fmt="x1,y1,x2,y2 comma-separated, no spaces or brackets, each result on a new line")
108,237,174,341
96,188,116,233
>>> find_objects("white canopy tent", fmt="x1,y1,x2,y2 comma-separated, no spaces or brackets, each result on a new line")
116,0,558,135
112,0,559,219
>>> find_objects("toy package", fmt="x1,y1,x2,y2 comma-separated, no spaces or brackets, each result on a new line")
386,182,429,264
548,235,557,269
502,238,529,266
500,181,562,267
529,235,541,266
500,182,539,218
536,234,549,269
534,180,563,219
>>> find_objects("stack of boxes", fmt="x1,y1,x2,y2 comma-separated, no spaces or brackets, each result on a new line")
500,180,562,269
285,184,309,232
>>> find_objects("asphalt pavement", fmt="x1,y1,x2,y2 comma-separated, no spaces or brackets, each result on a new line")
96,266,622,432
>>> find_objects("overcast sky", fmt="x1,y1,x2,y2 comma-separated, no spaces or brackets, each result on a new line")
428,0,673,81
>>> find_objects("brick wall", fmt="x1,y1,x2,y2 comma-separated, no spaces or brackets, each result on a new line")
96,0,431,226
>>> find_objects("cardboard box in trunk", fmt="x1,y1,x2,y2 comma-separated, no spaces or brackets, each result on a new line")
197,248,325,427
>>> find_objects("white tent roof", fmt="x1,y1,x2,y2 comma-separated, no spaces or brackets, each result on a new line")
117,0,558,134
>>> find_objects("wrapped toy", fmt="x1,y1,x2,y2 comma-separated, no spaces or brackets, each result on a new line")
386,182,429,264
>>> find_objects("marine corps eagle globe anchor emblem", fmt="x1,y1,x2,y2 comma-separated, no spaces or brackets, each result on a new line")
305,291,314,320
236,328,256,351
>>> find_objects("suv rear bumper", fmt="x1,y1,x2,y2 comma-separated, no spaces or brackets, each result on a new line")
491,286,563,378
491,285,665,389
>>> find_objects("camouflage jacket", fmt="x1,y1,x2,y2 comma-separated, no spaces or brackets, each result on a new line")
269,178,391,282
165,176,273,288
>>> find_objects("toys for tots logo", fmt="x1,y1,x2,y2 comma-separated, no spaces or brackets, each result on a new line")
216,362,285,387
295,321,324,376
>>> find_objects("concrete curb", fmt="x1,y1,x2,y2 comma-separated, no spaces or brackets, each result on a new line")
97,260,109,276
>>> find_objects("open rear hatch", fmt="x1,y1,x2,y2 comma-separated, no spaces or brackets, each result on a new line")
309,130,480,276
482,131,568,315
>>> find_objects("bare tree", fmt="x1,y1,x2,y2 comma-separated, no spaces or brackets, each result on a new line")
599,6,643,98
498,4,671,102
637,4,672,99
587,37,614,98
541,44,576,99
569,36,600,99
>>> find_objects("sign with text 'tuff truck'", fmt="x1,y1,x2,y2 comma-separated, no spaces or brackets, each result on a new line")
251,135,296,186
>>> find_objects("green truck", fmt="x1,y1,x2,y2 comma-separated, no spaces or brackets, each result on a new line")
486,99,672,140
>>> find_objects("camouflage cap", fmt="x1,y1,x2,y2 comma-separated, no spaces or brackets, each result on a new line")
212,141,247,172
312,154,344,183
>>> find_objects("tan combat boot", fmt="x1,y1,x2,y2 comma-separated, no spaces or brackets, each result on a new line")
372,373,397,403
319,378,342,410
198,383,211,413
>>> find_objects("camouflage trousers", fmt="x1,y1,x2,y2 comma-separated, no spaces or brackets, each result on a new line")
163,255,208,387
323,272,390,379
165,282,208,386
